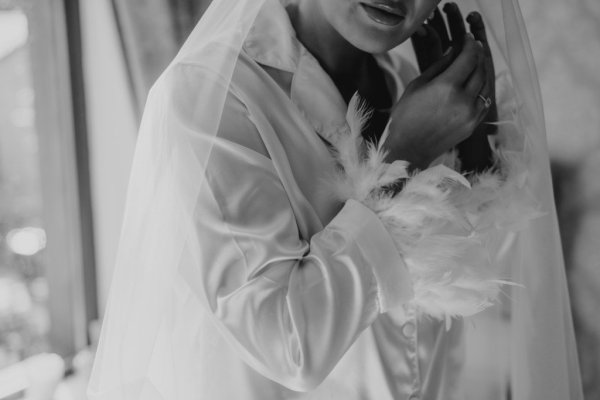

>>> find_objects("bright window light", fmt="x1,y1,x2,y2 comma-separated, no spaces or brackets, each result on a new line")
6,227,46,256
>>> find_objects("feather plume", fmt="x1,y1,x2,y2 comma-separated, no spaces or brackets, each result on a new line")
327,91,541,320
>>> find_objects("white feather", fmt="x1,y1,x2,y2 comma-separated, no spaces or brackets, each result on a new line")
327,90,541,320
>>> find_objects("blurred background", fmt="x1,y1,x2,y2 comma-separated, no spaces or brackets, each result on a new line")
0,0,598,399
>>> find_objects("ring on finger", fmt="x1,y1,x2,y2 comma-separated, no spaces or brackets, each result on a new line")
477,94,492,109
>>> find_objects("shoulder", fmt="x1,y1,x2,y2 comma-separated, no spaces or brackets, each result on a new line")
150,61,270,159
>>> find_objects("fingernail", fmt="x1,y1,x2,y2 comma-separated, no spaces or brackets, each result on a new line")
465,32,475,40
443,46,453,56
476,40,484,48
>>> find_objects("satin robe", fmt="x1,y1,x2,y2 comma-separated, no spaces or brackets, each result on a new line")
170,2,466,398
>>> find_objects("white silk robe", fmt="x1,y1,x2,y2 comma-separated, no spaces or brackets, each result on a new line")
168,2,465,399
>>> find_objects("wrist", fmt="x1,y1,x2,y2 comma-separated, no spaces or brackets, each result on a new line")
383,121,428,170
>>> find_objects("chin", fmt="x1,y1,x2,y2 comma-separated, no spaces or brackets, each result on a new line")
341,24,414,54
348,31,411,53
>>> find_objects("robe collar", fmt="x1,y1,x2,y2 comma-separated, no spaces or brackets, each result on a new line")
242,0,403,145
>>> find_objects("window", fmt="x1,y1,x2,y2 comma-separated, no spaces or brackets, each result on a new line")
0,0,96,391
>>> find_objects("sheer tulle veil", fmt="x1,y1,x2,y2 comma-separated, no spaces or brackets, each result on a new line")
87,0,583,399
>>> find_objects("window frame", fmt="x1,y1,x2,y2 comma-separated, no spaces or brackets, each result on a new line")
25,0,97,360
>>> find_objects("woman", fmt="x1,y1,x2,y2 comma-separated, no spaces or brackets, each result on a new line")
89,0,582,399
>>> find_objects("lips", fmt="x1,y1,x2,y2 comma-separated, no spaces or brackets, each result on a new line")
359,2,405,26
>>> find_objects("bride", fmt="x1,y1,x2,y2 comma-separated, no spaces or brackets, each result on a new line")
88,0,583,399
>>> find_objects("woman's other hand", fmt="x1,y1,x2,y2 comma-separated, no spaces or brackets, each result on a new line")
407,3,498,172
383,31,490,169
458,10,498,173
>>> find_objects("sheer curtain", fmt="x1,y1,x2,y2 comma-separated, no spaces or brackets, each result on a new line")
111,0,211,115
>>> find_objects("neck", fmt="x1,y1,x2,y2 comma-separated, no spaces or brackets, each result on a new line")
288,1,368,100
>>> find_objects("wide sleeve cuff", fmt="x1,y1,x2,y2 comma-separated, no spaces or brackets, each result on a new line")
330,199,414,312
323,93,542,321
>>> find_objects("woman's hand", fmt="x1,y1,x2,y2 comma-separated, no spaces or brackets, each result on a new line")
457,10,498,172
408,3,498,172
383,30,491,170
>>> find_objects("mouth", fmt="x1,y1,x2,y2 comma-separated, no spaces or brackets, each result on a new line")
359,2,405,26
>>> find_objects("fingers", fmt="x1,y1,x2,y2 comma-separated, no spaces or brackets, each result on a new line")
467,12,489,53
469,49,492,123
428,8,451,52
464,43,486,96
443,2,467,49
467,12,493,84
438,34,480,84
411,23,444,72
467,11,498,125
418,45,455,82
418,3,495,120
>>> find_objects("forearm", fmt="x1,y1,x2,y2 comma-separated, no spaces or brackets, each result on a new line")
210,200,410,391
198,139,412,391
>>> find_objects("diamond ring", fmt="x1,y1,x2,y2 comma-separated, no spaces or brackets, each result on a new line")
477,94,492,109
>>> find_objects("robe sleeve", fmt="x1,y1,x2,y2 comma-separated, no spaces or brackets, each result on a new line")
187,88,412,392
326,91,541,322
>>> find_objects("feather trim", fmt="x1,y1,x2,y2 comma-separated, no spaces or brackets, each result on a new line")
328,87,541,320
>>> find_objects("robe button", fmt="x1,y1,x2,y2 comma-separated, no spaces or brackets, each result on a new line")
401,321,416,337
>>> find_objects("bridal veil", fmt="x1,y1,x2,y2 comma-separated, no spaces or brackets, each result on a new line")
88,0,583,399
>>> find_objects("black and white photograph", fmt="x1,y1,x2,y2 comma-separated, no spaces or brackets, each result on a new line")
0,0,598,399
